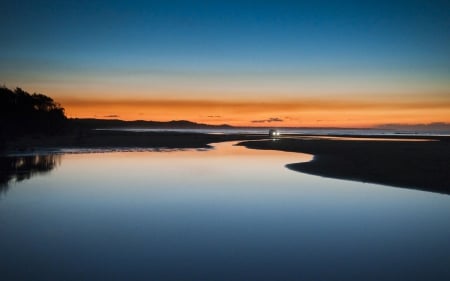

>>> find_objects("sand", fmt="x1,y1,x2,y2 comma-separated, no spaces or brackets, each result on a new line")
2,130,266,152
238,136,450,195
2,130,449,194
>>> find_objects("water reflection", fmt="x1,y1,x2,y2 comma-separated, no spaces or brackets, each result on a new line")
0,147,207,194
0,154,61,193
0,142,449,280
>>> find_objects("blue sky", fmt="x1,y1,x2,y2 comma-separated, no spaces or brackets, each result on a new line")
1,0,449,125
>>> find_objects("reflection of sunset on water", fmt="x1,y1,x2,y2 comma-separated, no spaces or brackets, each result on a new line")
1,139,450,280
1,1,450,280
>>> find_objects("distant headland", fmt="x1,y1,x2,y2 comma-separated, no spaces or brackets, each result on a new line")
70,118,234,130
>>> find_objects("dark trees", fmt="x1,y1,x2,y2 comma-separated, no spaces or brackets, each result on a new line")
0,86,67,138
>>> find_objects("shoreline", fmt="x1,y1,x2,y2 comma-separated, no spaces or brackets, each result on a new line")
2,131,449,195
238,136,450,195
1,130,267,155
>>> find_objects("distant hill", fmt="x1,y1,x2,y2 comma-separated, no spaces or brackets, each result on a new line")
70,118,234,129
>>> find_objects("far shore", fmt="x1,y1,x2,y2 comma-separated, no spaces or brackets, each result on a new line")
1,130,267,154
2,130,449,195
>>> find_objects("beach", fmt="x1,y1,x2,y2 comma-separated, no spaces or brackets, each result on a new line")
2,130,449,194
239,136,450,195
2,130,266,152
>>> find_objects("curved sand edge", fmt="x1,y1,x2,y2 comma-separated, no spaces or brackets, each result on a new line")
238,137,450,195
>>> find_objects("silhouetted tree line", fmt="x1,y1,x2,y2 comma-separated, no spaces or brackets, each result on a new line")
0,86,67,140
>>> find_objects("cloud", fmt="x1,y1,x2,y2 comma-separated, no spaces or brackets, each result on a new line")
251,117,284,123
207,115,222,118
104,114,119,118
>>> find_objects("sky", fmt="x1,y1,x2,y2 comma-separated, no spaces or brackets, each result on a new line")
1,0,449,127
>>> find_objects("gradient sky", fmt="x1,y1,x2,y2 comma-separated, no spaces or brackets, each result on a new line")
1,0,449,126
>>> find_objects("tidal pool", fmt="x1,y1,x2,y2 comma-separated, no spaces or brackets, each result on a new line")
1,142,449,280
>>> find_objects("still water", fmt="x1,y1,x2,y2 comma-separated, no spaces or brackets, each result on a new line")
1,142,449,281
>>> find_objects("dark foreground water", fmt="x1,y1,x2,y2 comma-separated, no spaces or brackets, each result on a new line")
1,142,449,281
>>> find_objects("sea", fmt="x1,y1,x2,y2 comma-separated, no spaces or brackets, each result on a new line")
96,127,450,136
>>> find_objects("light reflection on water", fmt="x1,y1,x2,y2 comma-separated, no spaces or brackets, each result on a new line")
0,142,449,281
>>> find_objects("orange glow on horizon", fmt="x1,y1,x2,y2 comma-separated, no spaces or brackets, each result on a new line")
59,96,450,127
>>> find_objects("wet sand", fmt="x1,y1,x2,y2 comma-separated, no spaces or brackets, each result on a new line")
2,130,265,153
3,131,449,194
238,136,450,195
